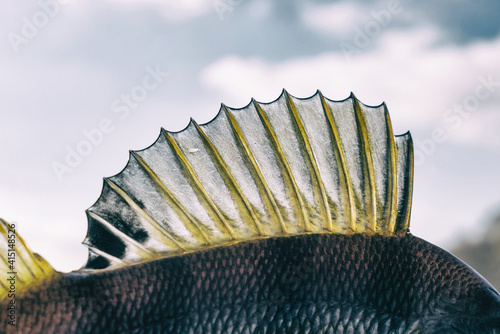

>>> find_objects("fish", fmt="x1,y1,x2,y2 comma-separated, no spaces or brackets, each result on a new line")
1,90,499,333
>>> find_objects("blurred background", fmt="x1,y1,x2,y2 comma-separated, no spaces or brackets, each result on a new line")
0,0,499,288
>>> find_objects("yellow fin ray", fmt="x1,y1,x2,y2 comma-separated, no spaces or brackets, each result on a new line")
0,219,56,299
82,90,414,270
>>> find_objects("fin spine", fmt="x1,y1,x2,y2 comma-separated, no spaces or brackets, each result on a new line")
383,106,398,233
0,223,36,280
284,91,332,231
104,178,185,250
223,106,288,234
352,96,377,232
0,219,56,299
319,92,357,232
86,211,157,257
193,120,265,235
400,135,414,232
1,223,54,280
253,99,311,232
131,151,212,244
81,91,415,270
86,245,124,267
163,129,237,240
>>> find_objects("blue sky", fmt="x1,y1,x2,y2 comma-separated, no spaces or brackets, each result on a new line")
1,0,499,272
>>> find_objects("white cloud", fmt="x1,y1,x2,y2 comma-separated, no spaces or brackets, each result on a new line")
445,109,500,149
2,0,499,273
302,2,369,36
246,0,272,20
106,0,212,21
200,27,500,149
199,27,500,251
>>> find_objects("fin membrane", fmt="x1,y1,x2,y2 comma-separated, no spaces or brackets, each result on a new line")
84,90,414,270
0,219,56,299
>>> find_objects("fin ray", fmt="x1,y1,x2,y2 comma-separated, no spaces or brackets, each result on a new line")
353,95,378,232
82,91,414,269
194,119,264,236
164,129,237,241
224,106,287,235
285,91,332,232
103,178,185,251
0,219,56,298
253,98,310,233
384,107,398,233
130,151,213,245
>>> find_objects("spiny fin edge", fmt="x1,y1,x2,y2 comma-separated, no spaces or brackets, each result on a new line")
83,90,414,270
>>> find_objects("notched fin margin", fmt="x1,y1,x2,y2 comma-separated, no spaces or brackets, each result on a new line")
83,90,414,270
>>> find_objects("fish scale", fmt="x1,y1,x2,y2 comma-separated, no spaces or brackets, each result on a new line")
3,234,497,333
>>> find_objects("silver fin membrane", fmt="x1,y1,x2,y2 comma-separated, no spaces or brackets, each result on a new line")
83,90,414,270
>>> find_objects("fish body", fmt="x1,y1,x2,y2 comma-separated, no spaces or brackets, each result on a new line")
1,91,499,333
3,234,500,333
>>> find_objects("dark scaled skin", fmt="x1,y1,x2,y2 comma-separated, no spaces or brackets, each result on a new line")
2,234,500,333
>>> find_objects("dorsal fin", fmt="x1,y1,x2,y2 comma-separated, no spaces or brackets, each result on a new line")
0,219,57,299
83,90,414,270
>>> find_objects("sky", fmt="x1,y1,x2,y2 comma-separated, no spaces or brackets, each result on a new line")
0,0,499,272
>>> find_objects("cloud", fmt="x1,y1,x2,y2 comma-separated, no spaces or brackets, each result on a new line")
302,2,370,36
445,109,500,149
199,25,500,250
403,0,500,42
200,27,500,149
106,0,212,21
2,0,499,272
302,0,500,44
